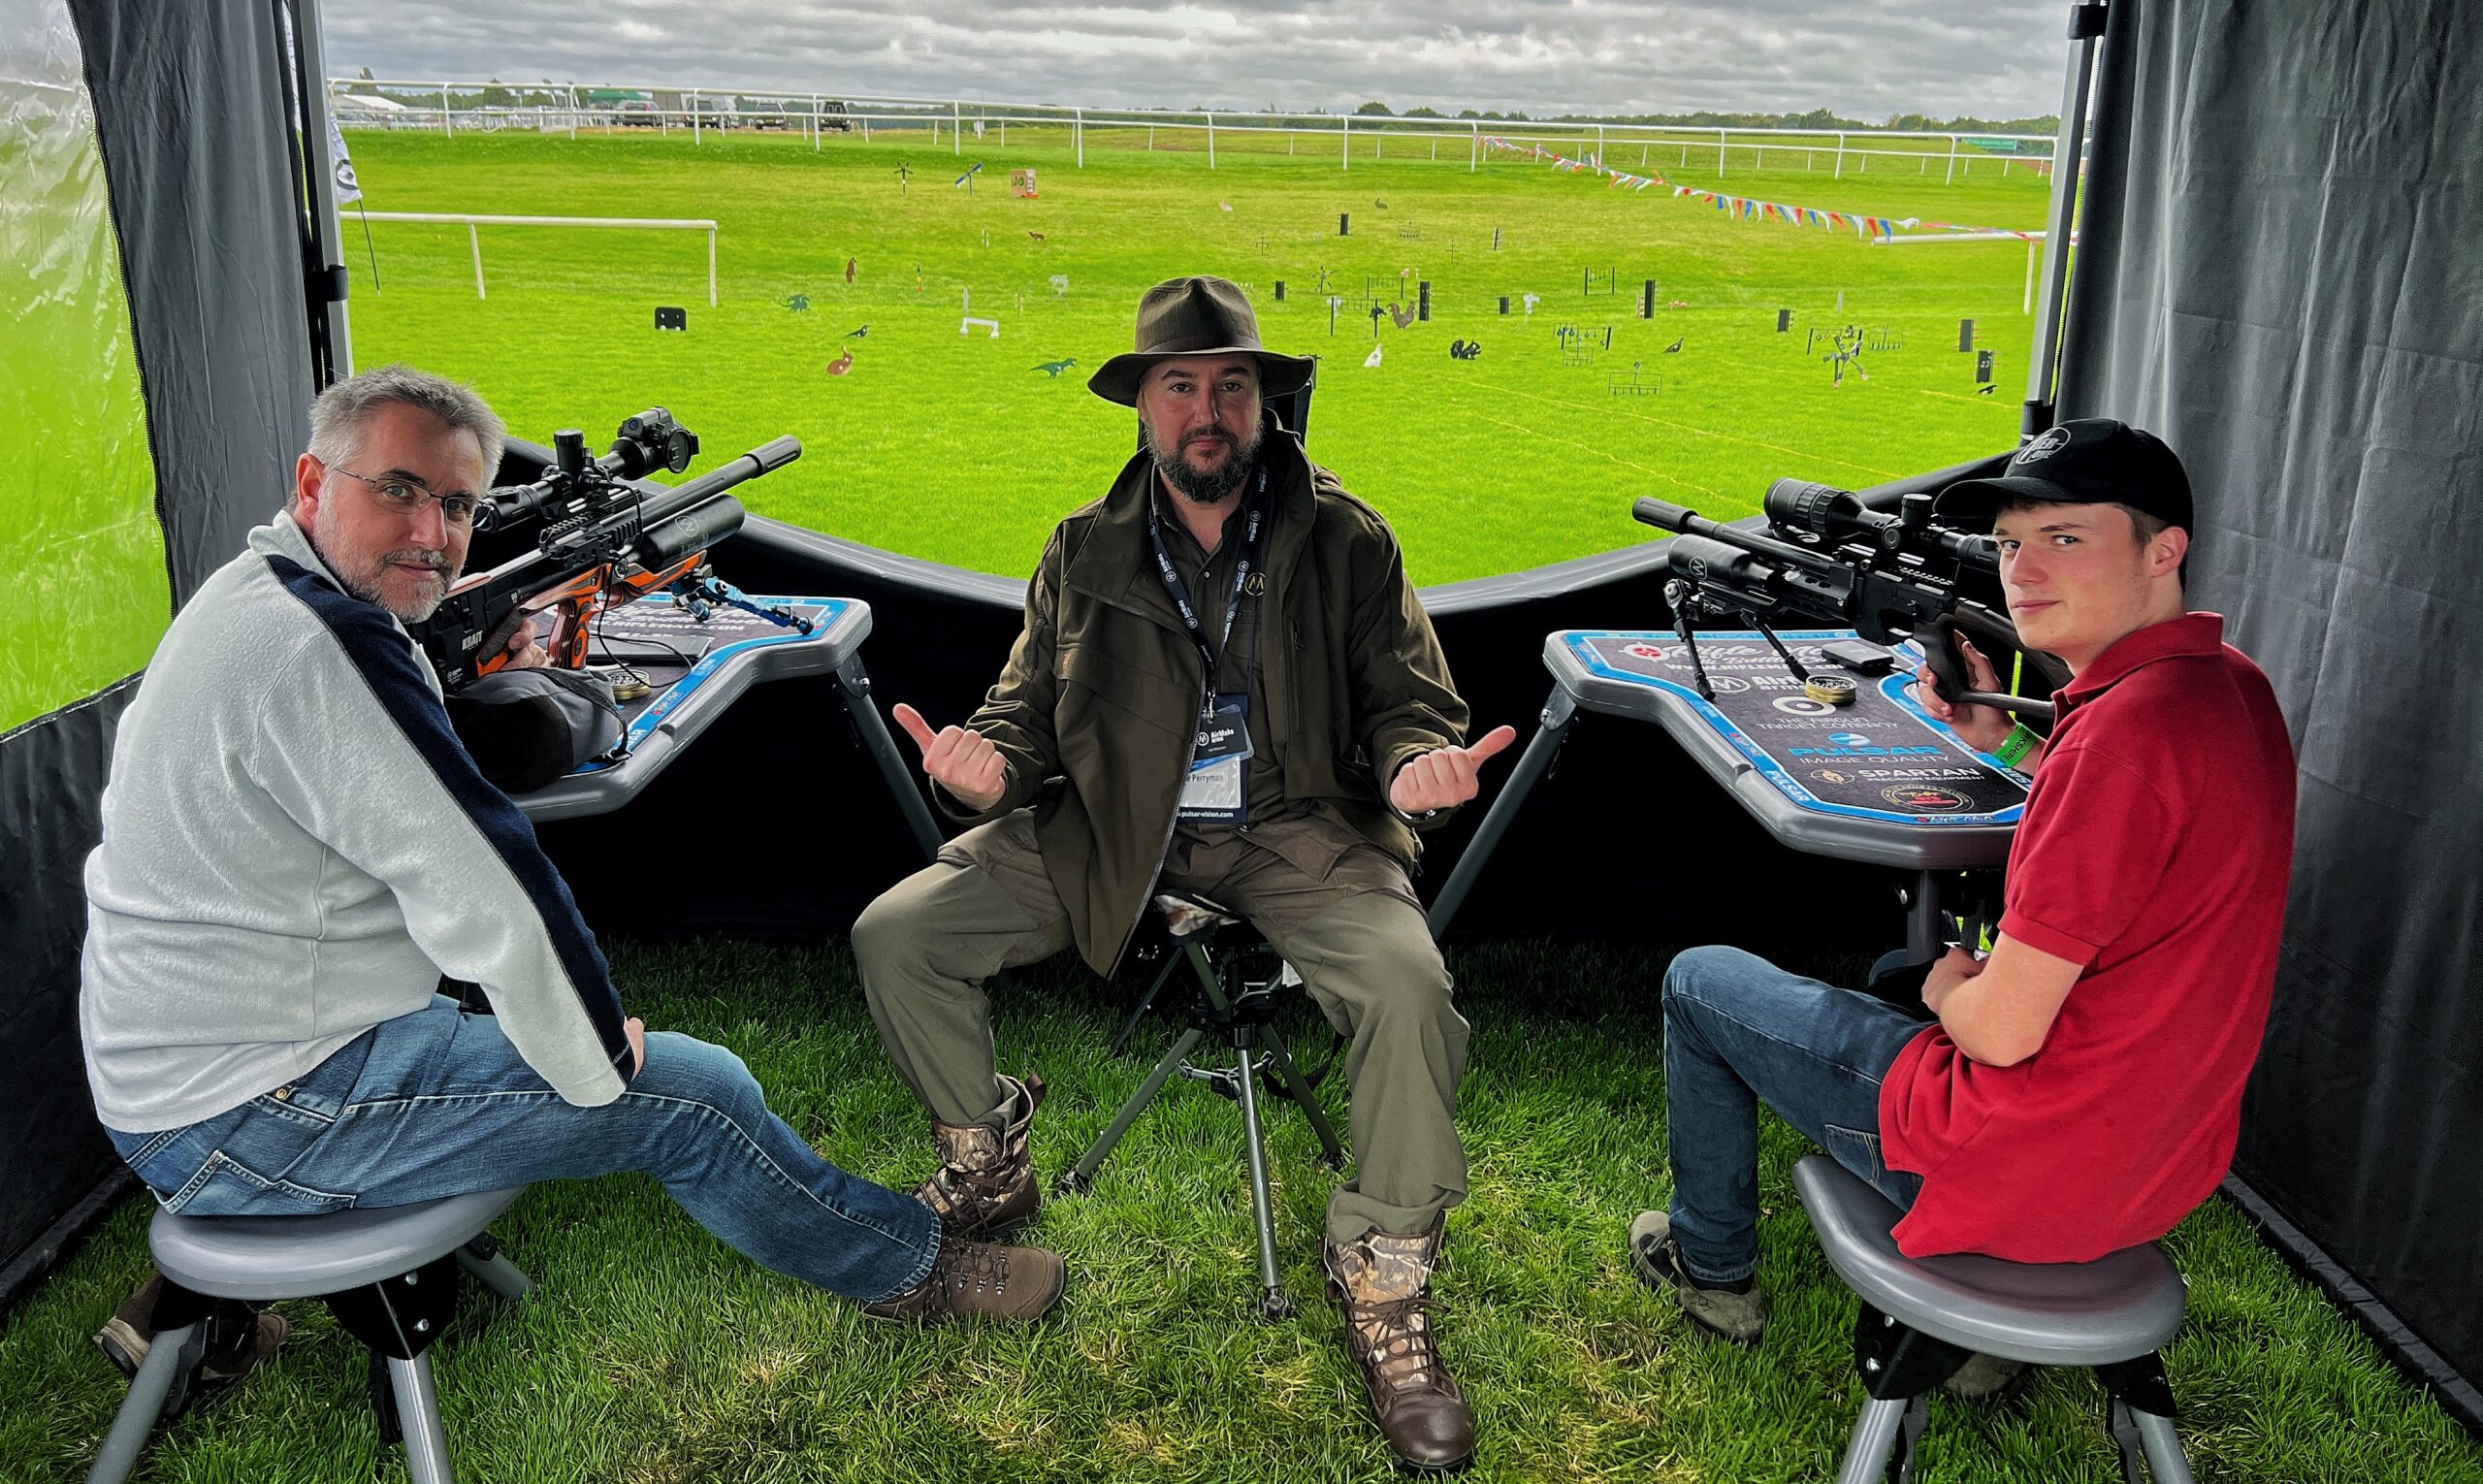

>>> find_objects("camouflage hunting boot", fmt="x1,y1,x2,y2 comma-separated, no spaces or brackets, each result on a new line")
912,1072,1046,1239
1325,1217,1475,1475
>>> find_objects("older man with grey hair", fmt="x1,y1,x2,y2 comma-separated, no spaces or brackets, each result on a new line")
83,365,1062,1387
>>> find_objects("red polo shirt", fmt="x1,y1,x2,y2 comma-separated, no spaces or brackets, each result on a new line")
1877,613,2295,1262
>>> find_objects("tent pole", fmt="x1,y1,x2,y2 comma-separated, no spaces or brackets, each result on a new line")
286,0,351,380
2023,0,2110,438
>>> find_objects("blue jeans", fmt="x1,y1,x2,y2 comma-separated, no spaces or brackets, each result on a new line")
107,998,938,1304
1662,946,1929,1285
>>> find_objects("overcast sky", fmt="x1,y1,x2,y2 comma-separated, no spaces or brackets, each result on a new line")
322,1,2065,122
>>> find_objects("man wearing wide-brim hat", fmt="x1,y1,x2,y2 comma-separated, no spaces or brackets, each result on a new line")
857,274,1515,1472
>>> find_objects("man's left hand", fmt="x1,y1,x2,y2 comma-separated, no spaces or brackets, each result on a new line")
1389,726,1519,815
1920,945,1984,1016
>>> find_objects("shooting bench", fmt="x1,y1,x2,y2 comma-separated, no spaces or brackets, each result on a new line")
1425,629,2028,963
507,592,942,862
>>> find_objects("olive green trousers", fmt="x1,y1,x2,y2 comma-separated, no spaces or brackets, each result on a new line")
852,808,1468,1243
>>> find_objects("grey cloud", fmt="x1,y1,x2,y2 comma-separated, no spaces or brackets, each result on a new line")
323,0,2062,120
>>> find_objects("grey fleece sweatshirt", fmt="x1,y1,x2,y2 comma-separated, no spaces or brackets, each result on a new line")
81,513,634,1132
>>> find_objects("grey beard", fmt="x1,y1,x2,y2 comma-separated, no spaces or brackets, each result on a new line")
1145,423,1261,504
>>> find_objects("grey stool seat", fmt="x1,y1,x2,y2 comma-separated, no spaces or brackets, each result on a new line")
1794,1157,2186,1366
151,1185,527,1303
1791,1156,2195,1484
90,1187,533,1484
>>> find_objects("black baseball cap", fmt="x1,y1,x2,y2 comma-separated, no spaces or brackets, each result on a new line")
1934,418,2193,533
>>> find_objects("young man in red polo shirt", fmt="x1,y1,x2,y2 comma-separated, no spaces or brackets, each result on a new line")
1627,419,2296,1356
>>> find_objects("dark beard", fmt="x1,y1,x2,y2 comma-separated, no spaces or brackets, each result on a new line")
1145,422,1262,504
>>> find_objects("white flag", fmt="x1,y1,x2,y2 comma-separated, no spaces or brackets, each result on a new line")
327,109,362,205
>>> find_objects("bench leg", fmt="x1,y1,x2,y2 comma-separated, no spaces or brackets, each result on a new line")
388,1353,456,1484
84,1321,203,1484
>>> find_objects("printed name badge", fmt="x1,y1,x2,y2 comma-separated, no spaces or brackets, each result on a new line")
1178,693,1253,823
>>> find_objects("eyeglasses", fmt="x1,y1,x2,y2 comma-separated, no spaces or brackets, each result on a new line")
325,464,481,528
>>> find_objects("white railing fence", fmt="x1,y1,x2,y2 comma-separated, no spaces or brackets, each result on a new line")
330,78,2058,182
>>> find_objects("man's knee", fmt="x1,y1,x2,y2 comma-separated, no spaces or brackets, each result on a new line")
633,1032,764,1116
852,869,948,985
1661,944,1765,1016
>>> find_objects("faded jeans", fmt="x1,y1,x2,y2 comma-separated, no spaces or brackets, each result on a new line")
106,996,938,1303
1662,946,1929,1285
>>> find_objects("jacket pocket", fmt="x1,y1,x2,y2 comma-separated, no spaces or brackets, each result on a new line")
161,1148,356,1217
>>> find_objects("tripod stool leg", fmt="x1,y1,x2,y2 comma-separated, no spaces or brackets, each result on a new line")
456,1235,533,1302
1232,1037,1291,1318
84,1322,203,1484
1260,1021,1347,1169
1110,952,1185,1056
1062,1025,1207,1191
2130,1410,2195,1484
1830,1396,1911,1484
388,1353,455,1484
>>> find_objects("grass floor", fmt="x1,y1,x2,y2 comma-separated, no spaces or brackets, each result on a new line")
343,126,2048,585
5,937,2477,1482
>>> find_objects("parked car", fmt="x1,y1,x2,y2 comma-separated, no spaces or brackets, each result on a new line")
614,99,658,127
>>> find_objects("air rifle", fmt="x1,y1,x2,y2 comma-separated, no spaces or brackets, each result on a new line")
1631,479,2063,725
410,408,803,692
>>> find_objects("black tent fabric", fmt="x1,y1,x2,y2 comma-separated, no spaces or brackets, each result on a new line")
2059,0,2483,1423
0,1,318,1304
66,0,318,603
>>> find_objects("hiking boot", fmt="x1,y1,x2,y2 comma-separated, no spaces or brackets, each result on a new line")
1325,1217,1475,1475
95,1275,290,1394
912,1073,1046,1240
1627,1210,1769,1346
859,1233,1065,1324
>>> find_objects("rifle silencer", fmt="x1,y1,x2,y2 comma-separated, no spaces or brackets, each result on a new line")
1633,497,1697,532
637,495,746,568
748,436,803,473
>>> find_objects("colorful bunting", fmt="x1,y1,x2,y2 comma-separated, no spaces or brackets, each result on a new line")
1480,135,2039,242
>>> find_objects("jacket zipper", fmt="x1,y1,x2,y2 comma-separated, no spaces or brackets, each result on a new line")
1110,670,1207,975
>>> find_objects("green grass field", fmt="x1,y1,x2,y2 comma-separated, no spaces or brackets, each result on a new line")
342,125,2048,583
6,940,2477,1482
5,101,169,733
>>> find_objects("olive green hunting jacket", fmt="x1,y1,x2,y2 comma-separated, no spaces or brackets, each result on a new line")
940,411,1471,972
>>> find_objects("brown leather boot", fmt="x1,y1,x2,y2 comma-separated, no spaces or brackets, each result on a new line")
1325,1217,1475,1475
858,1234,1065,1324
912,1073,1046,1239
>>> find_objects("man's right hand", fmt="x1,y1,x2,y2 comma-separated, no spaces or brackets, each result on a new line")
1912,635,2015,756
892,703,1008,813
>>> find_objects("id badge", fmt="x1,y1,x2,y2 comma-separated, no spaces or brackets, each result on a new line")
1177,693,1253,823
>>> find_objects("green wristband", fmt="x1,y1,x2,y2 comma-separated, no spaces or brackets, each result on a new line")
1993,723,2041,768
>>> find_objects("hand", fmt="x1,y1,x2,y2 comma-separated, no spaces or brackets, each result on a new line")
624,1016,647,1076
892,703,1007,812
1920,946,1984,1017
1388,726,1520,815
502,622,551,670
1912,635,2013,756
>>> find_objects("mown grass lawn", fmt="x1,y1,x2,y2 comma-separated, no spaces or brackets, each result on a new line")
5,938,2476,1482
341,126,2048,585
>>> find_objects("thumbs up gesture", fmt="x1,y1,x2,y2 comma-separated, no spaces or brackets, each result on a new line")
1389,726,1520,816
892,703,1008,813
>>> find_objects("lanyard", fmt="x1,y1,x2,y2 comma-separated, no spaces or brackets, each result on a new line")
1146,466,1269,697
